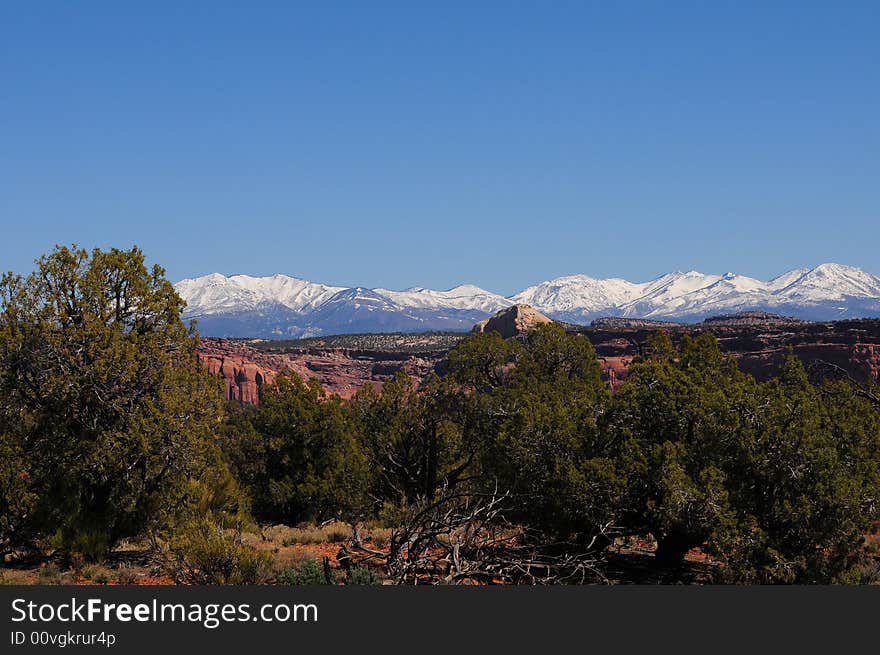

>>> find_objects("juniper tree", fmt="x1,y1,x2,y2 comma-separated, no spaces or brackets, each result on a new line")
449,323,620,548
236,371,371,530
0,245,222,559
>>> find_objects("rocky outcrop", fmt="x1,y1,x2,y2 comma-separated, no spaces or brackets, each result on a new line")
576,317,880,388
473,304,554,339
198,345,287,404
197,339,445,402
197,315,880,403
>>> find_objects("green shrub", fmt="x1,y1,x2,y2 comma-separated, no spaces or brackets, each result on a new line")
276,559,334,585
65,529,113,563
37,563,61,585
168,517,273,585
345,567,380,585
83,565,116,584
0,246,223,560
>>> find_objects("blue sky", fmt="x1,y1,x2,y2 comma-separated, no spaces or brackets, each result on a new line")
1,1,877,295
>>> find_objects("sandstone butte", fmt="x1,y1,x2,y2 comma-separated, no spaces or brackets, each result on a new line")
472,304,554,338
195,305,880,404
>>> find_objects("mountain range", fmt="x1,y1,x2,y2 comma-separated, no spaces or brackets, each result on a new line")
175,263,880,338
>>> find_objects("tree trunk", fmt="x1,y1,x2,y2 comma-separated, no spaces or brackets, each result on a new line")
350,522,363,548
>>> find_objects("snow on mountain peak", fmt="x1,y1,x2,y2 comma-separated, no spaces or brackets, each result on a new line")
174,263,880,336
175,273,344,315
510,274,643,318
374,284,513,312
776,263,880,300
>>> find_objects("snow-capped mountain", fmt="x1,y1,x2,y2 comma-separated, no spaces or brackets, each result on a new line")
175,276,516,337
175,273,344,316
619,271,763,320
510,275,643,323
375,284,512,313
519,264,880,322
619,271,726,320
767,267,811,291
175,264,880,337
298,287,422,335
773,263,880,301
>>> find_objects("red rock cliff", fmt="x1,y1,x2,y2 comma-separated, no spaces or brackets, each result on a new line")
197,317,880,403
197,338,445,403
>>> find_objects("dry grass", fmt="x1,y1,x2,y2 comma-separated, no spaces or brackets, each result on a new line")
114,564,140,585
35,562,78,585
260,522,351,547
270,548,311,572
364,526,392,548
256,521,395,548
2,521,398,586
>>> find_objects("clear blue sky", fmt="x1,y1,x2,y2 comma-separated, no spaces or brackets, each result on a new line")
1,1,877,295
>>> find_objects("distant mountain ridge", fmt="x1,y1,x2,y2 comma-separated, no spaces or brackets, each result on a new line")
175,263,880,337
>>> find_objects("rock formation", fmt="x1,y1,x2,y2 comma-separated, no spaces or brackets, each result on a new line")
198,346,283,404
197,338,445,402
472,304,554,339
576,317,880,388
196,312,880,404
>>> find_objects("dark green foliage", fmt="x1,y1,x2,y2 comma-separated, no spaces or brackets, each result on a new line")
447,330,522,392
0,430,38,557
225,371,371,528
450,324,619,546
609,333,880,582
4,246,879,585
710,358,880,582
606,332,744,566
349,371,470,506
345,566,381,585
349,321,880,581
0,245,224,559
276,559,334,585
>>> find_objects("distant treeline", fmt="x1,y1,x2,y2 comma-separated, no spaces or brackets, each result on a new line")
2,246,880,584
243,331,466,353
